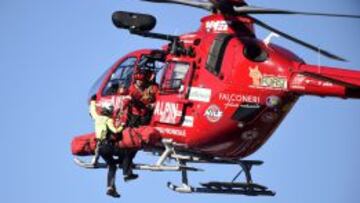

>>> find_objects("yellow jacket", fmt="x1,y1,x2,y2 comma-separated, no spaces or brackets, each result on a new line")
89,101,124,140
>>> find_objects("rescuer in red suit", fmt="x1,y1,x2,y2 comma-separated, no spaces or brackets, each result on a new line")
127,70,158,127
121,70,159,180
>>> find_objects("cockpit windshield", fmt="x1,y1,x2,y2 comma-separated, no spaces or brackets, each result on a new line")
102,57,137,96
87,52,167,100
138,55,166,84
88,68,110,101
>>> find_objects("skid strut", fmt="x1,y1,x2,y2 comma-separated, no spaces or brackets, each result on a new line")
167,159,275,196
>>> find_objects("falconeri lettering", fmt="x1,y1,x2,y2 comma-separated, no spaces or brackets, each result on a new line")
219,93,260,108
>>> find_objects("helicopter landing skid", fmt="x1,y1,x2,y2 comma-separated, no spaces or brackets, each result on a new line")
167,182,275,196
73,157,202,172
167,159,275,196
74,139,204,172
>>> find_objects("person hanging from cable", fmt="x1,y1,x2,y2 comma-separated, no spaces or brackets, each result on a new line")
89,95,125,198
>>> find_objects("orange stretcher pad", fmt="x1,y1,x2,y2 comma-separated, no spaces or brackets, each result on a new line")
71,127,160,156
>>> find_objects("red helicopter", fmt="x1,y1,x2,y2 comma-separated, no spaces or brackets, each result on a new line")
71,0,360,196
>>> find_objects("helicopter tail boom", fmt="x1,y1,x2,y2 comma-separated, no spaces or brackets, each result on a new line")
289,64,360,99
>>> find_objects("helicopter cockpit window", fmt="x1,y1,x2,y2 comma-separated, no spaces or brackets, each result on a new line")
88,68,110,100
138,55,166,84
161,62,190,93
206,34,233,76
102,57,137,96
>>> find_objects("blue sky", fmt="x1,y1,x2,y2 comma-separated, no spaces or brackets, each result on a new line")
1,0,359,202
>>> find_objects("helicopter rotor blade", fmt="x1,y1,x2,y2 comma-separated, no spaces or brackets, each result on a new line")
234,6,360,19
248,16,347,62
141,0,213,11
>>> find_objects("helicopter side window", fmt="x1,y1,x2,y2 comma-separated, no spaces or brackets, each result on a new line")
161,62,190,93
138,55,166,84
152,60,166,84
102,57,137,96
88,68,110,101
206,34,233,76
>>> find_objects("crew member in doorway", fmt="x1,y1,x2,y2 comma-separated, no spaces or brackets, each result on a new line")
127,70,159,127
120,70,159,181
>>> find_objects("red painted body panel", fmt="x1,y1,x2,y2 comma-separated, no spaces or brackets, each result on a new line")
147,32,303,158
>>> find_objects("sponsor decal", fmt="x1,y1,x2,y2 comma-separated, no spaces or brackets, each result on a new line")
204,105,223,123
290,74,334,90
205,20,229,32
261,112,279,123
249,66,263,86
219,93,260,108
182,116,194,127
189,87,212,102
322,81,334,87
155,127,186,137
249,66,288,90
99,101,113,110
241,129,259,140
290,74,306,90
240,103,261,109
260,76,287,89
266,96,281,108
98,96,131,111
313,80,334,87
154,102,182,124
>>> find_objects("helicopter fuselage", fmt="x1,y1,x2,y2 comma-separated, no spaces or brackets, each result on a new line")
91,14,360,159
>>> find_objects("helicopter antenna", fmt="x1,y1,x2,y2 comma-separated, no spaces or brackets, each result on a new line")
247,16,347,62
317,47,322,74
263,32,279,46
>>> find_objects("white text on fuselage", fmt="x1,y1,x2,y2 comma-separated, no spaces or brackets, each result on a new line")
155,127,186,137
219,93,261,108
205,20,229,33
154,102,182,124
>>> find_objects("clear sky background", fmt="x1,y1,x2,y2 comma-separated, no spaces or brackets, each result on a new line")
1,0,360,202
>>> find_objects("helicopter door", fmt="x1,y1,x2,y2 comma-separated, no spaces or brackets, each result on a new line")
153,61,193,125
97,57,137,115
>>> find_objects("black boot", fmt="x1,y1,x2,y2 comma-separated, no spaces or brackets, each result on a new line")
106,187,121,198
124,173,139,182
